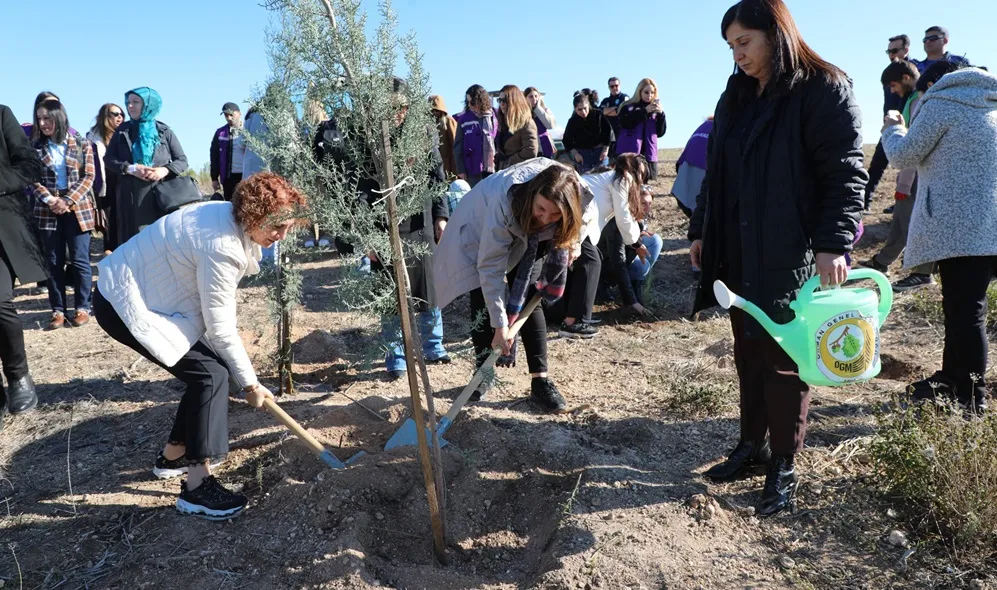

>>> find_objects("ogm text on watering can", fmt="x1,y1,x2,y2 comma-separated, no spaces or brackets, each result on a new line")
814,310,879,383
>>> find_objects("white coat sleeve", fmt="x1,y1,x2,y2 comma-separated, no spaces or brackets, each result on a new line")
881,101,949,170
196,248,258,389
477,196,516,329
611,177,641,245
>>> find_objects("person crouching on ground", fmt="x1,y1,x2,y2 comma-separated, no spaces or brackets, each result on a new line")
434,159,584,412
93,172,306,520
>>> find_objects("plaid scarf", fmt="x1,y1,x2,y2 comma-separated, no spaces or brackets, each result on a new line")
499,236,570,365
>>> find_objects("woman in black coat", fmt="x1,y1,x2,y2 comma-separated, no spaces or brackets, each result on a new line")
688,0,866,516
104,87,188,244
0,104,47,421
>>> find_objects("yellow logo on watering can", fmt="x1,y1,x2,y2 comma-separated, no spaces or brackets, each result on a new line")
814,310,879,383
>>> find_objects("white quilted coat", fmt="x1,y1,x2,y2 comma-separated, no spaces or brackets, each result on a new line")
97,202,262,388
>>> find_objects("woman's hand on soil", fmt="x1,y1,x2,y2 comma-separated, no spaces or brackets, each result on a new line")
632,303,647,315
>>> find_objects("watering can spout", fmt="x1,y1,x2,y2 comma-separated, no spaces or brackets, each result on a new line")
712,280,805,367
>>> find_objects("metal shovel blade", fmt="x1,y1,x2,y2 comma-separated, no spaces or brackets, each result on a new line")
384,416,452,451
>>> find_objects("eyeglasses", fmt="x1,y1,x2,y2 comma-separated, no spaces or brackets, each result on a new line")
498,96,508,104
109,111,124,118
886,48,903,55
609,84,619,88
923,35,944,42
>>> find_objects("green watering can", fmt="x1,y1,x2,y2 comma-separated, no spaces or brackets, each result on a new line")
713,269,893,387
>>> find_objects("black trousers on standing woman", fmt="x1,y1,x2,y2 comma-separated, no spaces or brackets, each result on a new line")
938,255,997,406
730,309,811,456
93,288,230,461
0,249,30,395
469,251,549,375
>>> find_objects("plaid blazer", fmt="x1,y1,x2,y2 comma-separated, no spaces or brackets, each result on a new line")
31,133,96,232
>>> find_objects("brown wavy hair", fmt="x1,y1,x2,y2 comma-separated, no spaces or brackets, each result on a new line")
613,153,651,219
510,164,584,248
499,84,531,134
232,172,308,231
94,103,124,145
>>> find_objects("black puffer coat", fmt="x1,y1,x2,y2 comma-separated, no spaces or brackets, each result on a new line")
689,72,867,335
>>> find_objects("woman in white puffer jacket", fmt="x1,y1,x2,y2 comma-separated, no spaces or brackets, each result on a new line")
93,172,306,520
882,66,997,412
557,154,651,339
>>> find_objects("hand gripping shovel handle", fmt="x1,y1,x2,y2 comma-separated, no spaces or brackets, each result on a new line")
444,294,543,424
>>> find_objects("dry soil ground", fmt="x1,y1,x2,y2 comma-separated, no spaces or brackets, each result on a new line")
1,148,994,589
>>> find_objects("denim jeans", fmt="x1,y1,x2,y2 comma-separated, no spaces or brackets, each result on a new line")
42,214,92,314
628,234,664,281
576,148,608,173
382,308,447,372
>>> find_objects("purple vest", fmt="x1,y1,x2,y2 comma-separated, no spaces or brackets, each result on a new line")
615,104,661,162
534,116,555,158
455,110,497,175
214,125,232,183
677,119,713,170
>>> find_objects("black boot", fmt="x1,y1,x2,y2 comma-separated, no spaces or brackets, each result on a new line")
631,280,645,305
757,455,798,517
0,389,7,432
704,440,771,482
8,374,37,415
530,377,566,413
906,371,958,404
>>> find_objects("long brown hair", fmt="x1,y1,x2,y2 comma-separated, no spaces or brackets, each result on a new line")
94,103,123,145
721,0,847,108
613,153,650,218
621,78,659,109
510,164,584,248
499,84,531,134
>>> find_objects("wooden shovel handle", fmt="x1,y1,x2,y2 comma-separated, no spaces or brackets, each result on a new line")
263,398,325,454
443,294,543,423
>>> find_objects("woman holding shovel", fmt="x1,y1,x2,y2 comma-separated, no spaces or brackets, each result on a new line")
434,159,585,413
94,172,307,520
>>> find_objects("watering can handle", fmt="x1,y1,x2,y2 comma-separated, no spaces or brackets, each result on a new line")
801,268,894,328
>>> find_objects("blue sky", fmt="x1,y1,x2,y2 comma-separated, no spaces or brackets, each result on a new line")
4,0,990,170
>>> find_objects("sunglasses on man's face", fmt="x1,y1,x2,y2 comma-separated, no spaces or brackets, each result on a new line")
610,84,619,88
923,35,944,42
886,48,903,55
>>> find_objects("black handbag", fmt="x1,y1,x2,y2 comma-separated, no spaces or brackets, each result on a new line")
152,175,204,213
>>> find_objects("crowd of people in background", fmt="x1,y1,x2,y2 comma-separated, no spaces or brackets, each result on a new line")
0,0,993,522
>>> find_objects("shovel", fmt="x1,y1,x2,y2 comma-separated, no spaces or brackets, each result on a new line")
263,398,366,469
384,294,542,450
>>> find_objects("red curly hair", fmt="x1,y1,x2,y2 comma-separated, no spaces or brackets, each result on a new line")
231,172,307,230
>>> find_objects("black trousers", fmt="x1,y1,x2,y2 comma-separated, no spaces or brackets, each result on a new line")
938,256,997,403
222,173,244,201
564,237,601,321
865,141,889,205
93,288,230,461
731,309,811,455
598,224,638,306
469,256,548,374
0,247,29,390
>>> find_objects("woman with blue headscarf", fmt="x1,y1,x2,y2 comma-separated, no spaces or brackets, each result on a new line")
104,87,188,243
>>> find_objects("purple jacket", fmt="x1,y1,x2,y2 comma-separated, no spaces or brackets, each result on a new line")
534,116,555,158
210,125,234,184
616,102,667,162
677,119,713,171
454,109,497,175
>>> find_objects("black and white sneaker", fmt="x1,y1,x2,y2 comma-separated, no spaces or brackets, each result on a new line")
558,322,598,339
176,476,247,520
530,378,567,413
153,454,225,479
892,273,933,292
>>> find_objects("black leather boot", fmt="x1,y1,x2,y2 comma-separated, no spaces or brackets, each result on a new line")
757,454,798,517
8,374,38,415
704,440,771,482
0,389,7,432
